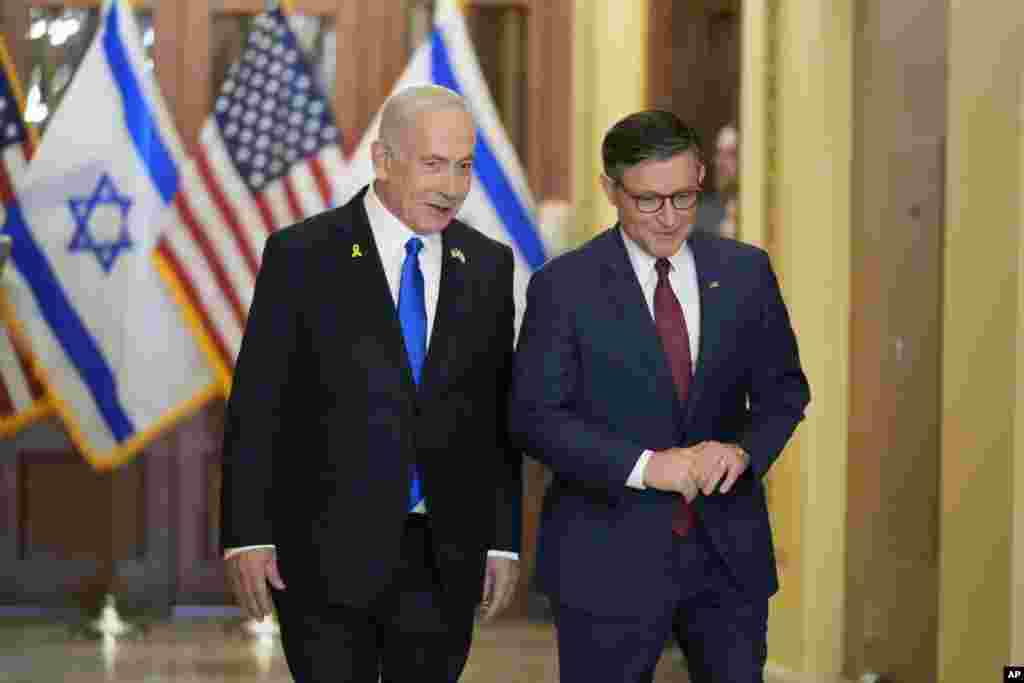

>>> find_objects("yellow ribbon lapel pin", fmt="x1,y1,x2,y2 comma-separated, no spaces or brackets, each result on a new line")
351,244,363,258
450,247,466,264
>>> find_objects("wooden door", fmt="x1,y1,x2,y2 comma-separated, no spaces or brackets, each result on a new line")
0,421,177,615
648,0,741,185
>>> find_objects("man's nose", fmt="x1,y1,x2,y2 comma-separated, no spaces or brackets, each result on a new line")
442,165,467,198
656,199,680,226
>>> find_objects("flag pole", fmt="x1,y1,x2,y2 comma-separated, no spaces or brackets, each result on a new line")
0,236,10,276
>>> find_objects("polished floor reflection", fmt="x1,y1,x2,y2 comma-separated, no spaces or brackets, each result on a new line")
0,616,696,682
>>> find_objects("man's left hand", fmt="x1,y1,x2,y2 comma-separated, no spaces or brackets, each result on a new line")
480,556,519,621
694,441,750,495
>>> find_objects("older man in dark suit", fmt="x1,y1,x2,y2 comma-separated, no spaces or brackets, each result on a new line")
510,111,809,683
221,84,521,683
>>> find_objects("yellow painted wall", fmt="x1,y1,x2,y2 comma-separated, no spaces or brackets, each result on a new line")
571,0,647,242
1016,73,1024,667
763,0,852,677
940,2,1024,678
738,0,769,249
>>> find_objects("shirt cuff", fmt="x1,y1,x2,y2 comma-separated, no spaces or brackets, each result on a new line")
224,544,275,560
487,550,520,561
227,545,518,561
627,450,653,489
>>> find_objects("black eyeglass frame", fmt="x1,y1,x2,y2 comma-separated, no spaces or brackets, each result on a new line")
612,178,703,213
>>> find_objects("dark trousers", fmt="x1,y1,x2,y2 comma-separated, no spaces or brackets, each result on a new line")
552,524,768,683
273,515,476,683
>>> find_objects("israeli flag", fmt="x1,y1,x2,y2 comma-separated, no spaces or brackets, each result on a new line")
1,1,217,469
337,0,547,332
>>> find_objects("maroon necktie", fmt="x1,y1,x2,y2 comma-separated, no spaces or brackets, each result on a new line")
653,258,696,536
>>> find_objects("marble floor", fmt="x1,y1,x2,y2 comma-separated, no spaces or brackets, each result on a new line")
0,616,695,682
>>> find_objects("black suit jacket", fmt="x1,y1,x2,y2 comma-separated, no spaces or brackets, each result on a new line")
221,187,521,611
509,227,810,617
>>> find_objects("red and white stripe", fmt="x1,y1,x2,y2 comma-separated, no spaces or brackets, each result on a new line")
0,137,29,204
0,136,47,433
157,119,346,378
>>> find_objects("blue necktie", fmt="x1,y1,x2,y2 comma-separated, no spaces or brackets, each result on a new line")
398,237,426,511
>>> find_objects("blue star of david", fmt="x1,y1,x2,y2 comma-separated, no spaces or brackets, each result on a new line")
67,173,134,274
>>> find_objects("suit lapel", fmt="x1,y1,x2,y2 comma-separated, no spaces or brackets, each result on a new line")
599,229,682,419
419,226,470,398
340,191,418,398
683,232,726,427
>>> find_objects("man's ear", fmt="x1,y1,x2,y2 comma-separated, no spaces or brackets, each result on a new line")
371,141,390,181
600,174,617,205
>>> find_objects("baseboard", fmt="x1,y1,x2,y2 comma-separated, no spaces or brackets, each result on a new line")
765,661,857,683
171,605,243,619
0,606,85,619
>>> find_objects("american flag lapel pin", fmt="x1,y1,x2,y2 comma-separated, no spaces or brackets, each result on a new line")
351,243,363,258
450,247,466,264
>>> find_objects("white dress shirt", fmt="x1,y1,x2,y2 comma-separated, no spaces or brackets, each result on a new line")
620,229,702,490
365,183,443,348
226,184,517,560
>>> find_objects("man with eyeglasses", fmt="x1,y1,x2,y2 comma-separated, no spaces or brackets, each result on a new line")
509,110,809,682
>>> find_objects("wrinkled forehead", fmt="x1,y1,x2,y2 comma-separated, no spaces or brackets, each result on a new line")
401,106,476,155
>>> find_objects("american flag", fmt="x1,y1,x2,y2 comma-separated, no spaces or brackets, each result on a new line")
157,9,346,390
0,39,50,437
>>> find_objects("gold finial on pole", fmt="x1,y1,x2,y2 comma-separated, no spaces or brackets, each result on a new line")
268,0,297,14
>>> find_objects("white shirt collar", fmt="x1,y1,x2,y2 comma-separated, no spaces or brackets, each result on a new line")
619,226,692,280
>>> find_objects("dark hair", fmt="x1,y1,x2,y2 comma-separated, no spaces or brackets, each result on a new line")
602,110,703,183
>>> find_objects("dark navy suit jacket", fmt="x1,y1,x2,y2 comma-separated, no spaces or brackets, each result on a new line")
509,227,809,618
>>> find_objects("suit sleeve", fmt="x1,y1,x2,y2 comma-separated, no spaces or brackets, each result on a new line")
737,251,811,478
509,266,645,502
492,246,522,553
220,233,300,551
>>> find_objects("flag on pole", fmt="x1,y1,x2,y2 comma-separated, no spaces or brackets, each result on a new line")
336,0,547,333
156,7,347,392
0,0,218,469
0,37,51,438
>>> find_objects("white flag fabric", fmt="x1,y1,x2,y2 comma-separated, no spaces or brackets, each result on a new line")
0,1,217,469
157,8,348,392
337,1,547,332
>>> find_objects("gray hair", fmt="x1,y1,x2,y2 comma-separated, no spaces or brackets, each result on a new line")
378,84,471,158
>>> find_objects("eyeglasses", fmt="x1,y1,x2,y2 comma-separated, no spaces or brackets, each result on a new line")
614,179,701,213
